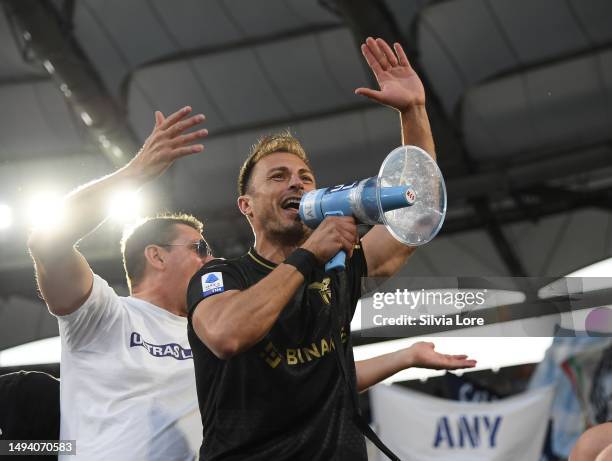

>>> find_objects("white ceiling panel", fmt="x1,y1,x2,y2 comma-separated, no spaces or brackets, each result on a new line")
221,0,337,36
488,0,589,64
460,75,537,158
317,28,371,96
284,0,342,24
149,0,242,49
420,0,518,85
505,209,612,277
73,0,343,101
417,0,612,118
0,81,87,160
417,18,466,115
128,60,227,140
73,2,130,97
568,0,612,45
170,135,243,211
191,48,290,126
295,110,368,162
80,0,176,68
385,0,430,30
397,229,510,277
462,50,612,160
256,30,367,114
525,51,611,147
125,83,154,143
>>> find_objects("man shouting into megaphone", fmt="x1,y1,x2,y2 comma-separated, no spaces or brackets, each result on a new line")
187,37,475,461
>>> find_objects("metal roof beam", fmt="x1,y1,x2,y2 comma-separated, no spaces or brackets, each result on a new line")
5,0,139,167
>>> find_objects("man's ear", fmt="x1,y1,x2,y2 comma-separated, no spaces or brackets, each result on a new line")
237,195,253,218
144,245,165,271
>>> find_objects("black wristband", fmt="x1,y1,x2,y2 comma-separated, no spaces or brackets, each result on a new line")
284,248,317,278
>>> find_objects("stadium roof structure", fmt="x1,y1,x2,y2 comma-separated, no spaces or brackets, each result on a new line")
0,0,611,352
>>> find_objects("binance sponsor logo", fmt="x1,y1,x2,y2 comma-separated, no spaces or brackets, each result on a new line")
260,328,348,368
308,277,332,305
259,341,282,368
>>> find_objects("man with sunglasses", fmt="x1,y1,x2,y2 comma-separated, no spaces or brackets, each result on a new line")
28,106,211,461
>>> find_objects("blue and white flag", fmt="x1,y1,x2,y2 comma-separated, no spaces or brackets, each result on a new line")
371,383,554,461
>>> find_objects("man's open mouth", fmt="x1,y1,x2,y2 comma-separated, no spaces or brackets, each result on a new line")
280,197,301,210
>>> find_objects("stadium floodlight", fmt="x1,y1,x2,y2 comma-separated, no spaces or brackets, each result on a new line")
108,190,142,223
27,192,65,230
0,203,12,230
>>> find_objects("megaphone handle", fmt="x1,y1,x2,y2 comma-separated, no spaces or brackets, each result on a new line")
324,211,347,272
325,251,347,272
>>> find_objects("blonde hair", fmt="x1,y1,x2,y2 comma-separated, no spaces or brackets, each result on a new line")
237,130,311,195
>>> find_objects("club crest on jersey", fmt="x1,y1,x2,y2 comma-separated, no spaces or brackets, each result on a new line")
308,277,332,305
202,272,224,297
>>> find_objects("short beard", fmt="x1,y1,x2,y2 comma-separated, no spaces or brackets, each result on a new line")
267,219,312,248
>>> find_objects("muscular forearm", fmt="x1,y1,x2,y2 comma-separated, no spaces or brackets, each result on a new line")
193,264,307,359
400,105,435,159
355,349,412,392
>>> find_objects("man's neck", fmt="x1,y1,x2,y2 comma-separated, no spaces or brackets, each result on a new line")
254,234,303,265
131,285,187,317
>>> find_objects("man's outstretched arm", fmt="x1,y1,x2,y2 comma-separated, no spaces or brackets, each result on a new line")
355,37,436,278
28,107,208,315
355,341,476,392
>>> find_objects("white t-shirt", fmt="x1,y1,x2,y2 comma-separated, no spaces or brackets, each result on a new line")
56,274,202,461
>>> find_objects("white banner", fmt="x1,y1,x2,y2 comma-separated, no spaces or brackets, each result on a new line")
370,383,555,461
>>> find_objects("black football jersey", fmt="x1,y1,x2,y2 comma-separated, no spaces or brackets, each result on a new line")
187,245,368,461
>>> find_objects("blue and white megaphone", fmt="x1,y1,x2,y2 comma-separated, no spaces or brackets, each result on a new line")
299,145,447,272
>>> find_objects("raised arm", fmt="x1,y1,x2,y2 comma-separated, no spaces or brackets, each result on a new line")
28,106,208,316
355,342,476,392
356,37,436,277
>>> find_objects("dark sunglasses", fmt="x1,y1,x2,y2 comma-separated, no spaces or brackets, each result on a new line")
158,239,211,257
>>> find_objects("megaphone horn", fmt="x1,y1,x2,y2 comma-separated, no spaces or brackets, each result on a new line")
299,145,447,272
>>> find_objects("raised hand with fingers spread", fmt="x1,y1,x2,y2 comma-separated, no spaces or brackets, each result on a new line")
355,37,426,112
126,106,208,181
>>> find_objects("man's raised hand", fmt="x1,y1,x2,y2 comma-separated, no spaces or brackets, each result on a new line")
125,106,208,182
355,37,426,112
